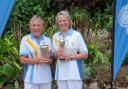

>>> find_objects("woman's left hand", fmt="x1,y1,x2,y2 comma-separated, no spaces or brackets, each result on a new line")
40,57,52,64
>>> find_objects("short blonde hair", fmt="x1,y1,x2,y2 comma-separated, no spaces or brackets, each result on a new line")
29,15,44,26
56,10,72,29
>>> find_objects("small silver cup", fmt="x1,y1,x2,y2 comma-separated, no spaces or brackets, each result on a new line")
59,39,65,60
59,39,65,49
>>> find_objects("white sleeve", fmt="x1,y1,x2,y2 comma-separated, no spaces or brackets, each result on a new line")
77,33,88,54
19,37,28,57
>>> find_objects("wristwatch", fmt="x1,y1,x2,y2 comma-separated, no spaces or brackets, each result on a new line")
70,55,73,60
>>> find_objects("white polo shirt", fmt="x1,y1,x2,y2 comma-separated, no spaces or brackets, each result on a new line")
52,28,88,80
19,34,52,83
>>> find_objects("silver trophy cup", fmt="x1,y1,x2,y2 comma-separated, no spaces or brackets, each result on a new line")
59,39,65,60
40,45,49,58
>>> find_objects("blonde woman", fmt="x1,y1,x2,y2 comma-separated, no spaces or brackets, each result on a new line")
19,15,52,89
52,11,88,89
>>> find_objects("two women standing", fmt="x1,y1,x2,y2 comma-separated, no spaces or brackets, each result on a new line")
19,11,88,89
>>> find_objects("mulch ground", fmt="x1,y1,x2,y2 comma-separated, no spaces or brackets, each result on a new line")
18,65,128,89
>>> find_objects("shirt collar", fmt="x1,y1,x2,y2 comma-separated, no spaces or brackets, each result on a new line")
58,28,73,36
30,33,44,40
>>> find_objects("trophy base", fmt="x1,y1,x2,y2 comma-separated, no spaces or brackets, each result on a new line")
59,58,65,60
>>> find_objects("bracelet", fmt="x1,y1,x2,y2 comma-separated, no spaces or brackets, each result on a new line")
35,60,38,64
40,59,43,64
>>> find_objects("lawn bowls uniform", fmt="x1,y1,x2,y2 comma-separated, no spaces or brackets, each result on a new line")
52,28,88,89
19,34,52,89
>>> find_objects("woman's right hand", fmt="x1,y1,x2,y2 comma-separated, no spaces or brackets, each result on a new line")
55,48,65,60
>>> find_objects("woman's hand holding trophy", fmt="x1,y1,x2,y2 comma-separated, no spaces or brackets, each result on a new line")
40,45,52,64
55,39,73,61
56,39,66,60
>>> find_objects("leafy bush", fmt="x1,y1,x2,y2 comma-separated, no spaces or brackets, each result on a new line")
6,0,52,35
0,35,21,88
91,11,112,32
83,29,111,80
2,0,113,87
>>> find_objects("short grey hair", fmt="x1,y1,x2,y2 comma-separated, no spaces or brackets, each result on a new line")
29,15,44,26
56,10,72,29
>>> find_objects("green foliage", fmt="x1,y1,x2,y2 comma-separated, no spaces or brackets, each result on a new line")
6,84,13,89
43,15,58,38
83,63,95,80
83,42,110,80
2,64,16,78
91,0,113,32
91,11,112,32
14,80,20,89
3,0,113,86
0,35,21,88
43,25,58,39
86,43,110,65
87,0,113,32
6,0,52,35
70,7,93,32
70,7,90,27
